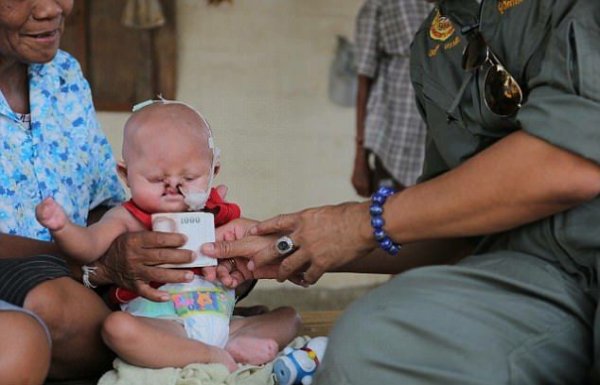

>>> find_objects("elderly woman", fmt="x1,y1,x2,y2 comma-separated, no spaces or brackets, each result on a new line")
0,0,198,382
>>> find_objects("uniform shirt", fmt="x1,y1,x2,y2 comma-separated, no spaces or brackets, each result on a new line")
411,0,600,289
0,50,126,241
354,0,432,186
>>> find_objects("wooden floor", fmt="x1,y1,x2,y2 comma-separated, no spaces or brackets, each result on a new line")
298,310,343,337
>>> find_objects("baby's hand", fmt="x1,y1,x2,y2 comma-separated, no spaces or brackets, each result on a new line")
198,265,218,282
197,261,244,288
35,197,68,232
208,345,238,372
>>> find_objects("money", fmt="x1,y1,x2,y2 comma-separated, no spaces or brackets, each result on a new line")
151,212,217,268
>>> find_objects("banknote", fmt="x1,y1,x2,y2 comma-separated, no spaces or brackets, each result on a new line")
151,212,217,268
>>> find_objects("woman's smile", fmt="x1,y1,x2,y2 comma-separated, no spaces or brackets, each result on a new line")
21,29,60,45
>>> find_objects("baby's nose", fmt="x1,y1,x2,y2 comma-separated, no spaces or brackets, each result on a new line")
164,177,182,189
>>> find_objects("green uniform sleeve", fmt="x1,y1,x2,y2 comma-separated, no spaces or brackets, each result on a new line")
518,12,600,164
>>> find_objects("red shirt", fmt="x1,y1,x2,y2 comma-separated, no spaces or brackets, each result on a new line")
111,188,241,304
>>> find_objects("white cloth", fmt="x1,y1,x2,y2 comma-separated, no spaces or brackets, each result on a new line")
97,337,312,385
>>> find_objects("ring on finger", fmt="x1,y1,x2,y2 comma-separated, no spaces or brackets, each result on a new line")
275,235,296,257
227,258,236,267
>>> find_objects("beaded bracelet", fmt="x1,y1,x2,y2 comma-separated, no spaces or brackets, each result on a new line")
370,186,401,255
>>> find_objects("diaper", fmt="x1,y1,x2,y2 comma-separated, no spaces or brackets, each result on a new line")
122,276,235,348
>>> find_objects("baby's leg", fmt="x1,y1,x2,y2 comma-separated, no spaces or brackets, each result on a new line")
226,306,301,365
102,311,236,371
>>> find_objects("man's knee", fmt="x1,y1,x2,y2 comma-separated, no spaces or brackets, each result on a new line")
314,294,384,385
318,266,592,385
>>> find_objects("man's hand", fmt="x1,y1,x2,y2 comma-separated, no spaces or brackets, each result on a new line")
251,203,376,284
200,218,268,287
203,202,376,285
95,231,196,301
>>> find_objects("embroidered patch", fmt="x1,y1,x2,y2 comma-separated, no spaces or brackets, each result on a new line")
497,0,525,15
443,35,461,51
428,34,462,58
171,288,234,318
429,9,455,42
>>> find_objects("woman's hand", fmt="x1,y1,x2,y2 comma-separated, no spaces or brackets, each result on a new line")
204,201,377,285
94,231,196,301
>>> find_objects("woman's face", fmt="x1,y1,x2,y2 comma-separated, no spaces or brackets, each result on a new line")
0,0,73,64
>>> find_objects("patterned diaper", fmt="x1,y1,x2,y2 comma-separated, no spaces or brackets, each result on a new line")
122,276,236,348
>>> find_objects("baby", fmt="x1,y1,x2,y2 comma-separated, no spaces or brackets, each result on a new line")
35,100,299,371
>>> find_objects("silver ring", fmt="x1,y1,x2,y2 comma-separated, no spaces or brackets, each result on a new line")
276,236,295,257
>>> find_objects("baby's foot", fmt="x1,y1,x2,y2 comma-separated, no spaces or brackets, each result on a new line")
225,336,278,365
35,197,68,231
208,346,238,372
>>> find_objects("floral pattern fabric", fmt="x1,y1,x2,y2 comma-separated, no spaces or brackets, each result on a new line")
0,50,126,241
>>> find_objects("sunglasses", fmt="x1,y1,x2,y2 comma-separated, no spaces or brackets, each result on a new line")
462,31,523,117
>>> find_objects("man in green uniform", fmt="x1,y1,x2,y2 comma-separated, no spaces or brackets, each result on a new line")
202,0,600,383
315,1,600,384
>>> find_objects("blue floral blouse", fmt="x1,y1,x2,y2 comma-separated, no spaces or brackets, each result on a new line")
0,50,126,241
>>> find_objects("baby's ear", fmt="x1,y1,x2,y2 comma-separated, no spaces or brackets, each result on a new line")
215,184,228,199
116,161,130,187
213,148,221,176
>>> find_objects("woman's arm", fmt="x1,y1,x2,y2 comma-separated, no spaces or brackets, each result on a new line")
0,234,61,260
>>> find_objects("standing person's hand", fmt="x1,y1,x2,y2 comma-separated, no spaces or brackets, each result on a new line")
94,231,196,301
352,148,372,197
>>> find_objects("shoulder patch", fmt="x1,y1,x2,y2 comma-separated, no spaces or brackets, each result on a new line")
429,9,455,42
497,0,525,15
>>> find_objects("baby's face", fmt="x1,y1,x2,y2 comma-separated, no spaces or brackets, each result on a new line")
125,132,213,213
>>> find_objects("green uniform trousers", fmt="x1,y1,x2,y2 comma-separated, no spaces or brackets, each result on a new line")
315,251,595,385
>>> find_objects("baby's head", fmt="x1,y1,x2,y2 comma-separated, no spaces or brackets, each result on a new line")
118,100,219,214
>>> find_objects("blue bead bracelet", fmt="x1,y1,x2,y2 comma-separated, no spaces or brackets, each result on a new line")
370,186,401,255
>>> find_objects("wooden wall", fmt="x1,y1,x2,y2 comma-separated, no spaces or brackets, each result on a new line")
60,0,177,111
